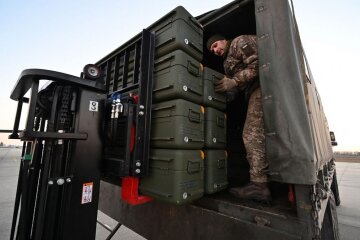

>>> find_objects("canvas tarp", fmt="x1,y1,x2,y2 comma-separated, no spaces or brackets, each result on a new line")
254,0,333,184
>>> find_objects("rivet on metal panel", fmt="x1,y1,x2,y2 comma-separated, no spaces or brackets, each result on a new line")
183,85,188,92
208,96,213,101
263,95,272,100
184,39,189,45
58,130,64,145
183,192,188,199
139,105,145,110
135,169,141,174
139,111,144,116
260,63,270,70
212,138,217,143
257,6,266,13
268,171,280,176
48,180,54,185
266,132,276,136
254,216,270,226
57,178,65,185
184,137,189,142
258,33,269,40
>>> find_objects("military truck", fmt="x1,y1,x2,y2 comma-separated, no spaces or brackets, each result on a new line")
7,0,340,240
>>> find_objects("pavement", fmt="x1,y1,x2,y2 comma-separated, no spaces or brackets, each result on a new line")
336,162,360,240
1,147,359,240
0,147,145,240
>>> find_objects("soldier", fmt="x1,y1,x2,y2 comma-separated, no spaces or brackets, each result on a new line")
207,34,271,202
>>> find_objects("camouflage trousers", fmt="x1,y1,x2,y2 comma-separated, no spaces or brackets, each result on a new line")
243,87,268,183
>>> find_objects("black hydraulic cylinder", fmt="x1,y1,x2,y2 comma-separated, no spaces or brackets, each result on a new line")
9,142,26,240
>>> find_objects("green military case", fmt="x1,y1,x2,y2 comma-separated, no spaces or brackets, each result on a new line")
153,50,203,103
139,149,204,204
150,6,203,61
202,67,227,111
97,6,203,93
204,150,228,194
205,107,227,149
151,99,205,149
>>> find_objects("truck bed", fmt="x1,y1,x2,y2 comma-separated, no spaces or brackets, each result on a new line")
99,180,307,240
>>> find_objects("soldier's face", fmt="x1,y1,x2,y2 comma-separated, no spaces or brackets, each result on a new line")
210,40,227,57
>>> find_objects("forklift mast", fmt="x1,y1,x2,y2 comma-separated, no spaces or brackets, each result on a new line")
8,29,155,240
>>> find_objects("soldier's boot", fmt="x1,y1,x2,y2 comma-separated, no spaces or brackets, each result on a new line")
229,182,271,203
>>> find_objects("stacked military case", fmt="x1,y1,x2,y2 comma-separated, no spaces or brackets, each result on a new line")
202,67,229,194
99,6,230,203
138,6,205,204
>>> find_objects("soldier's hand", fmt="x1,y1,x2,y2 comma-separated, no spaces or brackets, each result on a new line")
215,77,237,92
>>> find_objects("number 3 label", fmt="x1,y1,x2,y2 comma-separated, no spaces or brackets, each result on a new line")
89,101,98,112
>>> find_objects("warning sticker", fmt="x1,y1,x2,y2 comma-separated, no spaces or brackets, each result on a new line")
81,182,93,204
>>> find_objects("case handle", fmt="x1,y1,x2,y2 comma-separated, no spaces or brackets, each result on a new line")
188,109,201,123
149,157,174,162
217,159,226,169
153,84,174,93
152,104,176,112
212,74,222,84
187,61,200,77
216,116,225,127
187,161,201,174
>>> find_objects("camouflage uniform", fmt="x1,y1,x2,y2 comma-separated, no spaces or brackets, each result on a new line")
223,35,268,183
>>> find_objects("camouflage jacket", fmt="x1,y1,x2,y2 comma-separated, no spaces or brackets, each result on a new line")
223,35,259,89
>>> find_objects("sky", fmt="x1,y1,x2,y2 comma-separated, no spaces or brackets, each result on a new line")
0,0,359,151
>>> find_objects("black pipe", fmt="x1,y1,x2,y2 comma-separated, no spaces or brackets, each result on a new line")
9,99,24,139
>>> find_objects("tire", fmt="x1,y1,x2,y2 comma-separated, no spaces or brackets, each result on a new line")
320,191,340,240
331,170,341,206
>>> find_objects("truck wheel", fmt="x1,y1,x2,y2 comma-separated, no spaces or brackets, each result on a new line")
331,170,341,206
321,191,340,240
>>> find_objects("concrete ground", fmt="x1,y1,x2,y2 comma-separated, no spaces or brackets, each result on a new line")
336,162,360,240
1,147,359,240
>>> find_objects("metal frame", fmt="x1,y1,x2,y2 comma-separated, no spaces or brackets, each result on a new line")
101,29,155,178
8,69,105,142
9,69,106,240
132,29,155,177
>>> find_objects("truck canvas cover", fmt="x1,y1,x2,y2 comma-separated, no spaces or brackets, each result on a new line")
255,0,333,184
